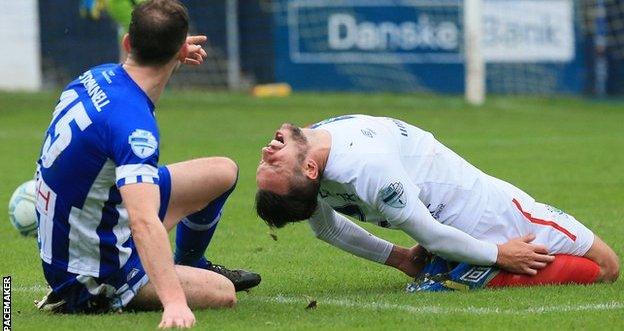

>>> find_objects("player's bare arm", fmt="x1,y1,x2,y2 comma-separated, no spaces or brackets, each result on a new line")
120,183,195,328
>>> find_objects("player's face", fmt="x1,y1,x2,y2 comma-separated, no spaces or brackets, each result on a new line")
257,123,308,195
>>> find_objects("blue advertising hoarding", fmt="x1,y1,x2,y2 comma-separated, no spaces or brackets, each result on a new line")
273,0,586,93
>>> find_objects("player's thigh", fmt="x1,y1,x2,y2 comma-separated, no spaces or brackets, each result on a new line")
161,157,238,230
128,265,236,310
512,202,594,256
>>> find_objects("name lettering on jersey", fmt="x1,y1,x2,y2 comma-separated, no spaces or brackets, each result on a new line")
426,203,446,219
392,119,408,137
360,128,376,138
319,188,358,203
128,129,158,159
379,182,406,208
79,70,110,112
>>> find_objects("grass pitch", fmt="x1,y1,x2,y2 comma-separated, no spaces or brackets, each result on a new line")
1,91,623,330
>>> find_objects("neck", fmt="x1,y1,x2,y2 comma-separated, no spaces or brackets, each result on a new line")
303,128,332,175
122,57,178,104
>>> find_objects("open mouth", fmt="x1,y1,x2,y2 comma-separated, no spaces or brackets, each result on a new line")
275,131,284,143
264,130,285,153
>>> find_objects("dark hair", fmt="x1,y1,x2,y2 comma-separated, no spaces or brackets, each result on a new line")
255,174,320,228
129,0,189,65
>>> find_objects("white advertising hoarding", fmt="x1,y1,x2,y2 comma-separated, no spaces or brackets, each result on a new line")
0,0,42,91
482,0,574,62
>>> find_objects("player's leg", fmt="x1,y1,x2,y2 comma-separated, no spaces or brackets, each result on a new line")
160,157,238,232
161,157,237,267
487,202,616,287
410,201,617,291
128,265,236,310
158,157,261,291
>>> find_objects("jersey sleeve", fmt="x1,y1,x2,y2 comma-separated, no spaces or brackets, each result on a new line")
355,156,498,266
107,111,160,188
308,200,394,264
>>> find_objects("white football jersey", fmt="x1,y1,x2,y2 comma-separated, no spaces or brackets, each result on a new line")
315,114,533,230
308,115,536,264
307,115,592,265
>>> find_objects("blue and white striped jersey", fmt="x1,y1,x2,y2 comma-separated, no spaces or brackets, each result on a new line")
35,63,160,278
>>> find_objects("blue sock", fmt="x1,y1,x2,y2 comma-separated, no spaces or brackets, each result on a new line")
174,178,237,267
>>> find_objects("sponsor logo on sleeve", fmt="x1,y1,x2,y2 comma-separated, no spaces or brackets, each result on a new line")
128,129,158,159
379,182,406,208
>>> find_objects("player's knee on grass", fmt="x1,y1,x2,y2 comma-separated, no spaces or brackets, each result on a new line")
585,236,619,283
190,271,237,309
597,255,619,283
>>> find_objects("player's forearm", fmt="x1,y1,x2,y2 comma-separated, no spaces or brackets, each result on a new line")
132,216,186,306
395,218,498,266
309,205,393,264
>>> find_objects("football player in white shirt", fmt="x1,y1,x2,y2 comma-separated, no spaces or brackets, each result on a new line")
255,115,619,290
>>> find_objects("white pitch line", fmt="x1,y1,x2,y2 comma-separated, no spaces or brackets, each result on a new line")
13,286,623,315
247,295,624,315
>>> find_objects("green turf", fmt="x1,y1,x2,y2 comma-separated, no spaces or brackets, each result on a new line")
1,91,623,330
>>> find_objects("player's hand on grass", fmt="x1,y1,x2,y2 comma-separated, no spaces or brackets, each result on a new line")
387,245,430,277
159,302,196,329
496,234,555,275
181,35,208,66
402,245,430,277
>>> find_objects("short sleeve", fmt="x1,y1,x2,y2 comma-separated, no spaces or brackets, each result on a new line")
107,111,160,188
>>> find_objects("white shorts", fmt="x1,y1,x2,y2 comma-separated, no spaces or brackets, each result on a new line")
473,199,595,256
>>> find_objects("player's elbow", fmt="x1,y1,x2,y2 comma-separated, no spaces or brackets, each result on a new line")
128,213,159,239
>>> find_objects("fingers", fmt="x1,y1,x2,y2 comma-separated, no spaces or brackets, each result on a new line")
529,261,548,270
182,52,204,66
521,266,538,276
530,243,548,255
533,253,555,263
186,35,207,45
520,233,536,243
187,44,202,53
183,58,201,66
182,44,207,66
158,317,195,329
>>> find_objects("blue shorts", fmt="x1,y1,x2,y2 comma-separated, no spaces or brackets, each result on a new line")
41,166,172,313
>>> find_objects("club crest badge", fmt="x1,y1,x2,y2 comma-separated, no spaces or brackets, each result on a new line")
379,182,406,208
128,129,158,159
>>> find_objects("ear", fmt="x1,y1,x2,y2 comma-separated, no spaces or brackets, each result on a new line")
303,158,319,181
122,33,131,53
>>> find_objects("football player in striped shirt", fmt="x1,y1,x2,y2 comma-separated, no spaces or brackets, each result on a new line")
255,115,618,291
35,1,258,328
